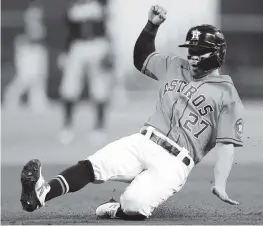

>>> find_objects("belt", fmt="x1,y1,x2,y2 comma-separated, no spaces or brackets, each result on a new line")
141,129,191,166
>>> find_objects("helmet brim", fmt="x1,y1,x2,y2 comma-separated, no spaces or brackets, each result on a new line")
178,44,215,49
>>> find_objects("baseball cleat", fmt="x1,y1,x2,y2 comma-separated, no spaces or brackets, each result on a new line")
20,159,50,212
96,198,120,219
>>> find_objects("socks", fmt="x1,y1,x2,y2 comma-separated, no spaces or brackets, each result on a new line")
63,100,75,128
62,99,108,130
63,100,107,130
45,160,95,202
95,101,107,130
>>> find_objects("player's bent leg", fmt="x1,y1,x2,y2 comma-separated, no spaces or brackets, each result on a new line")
95,171,153,220
106,144,193,220
95,170,158,220
20,134,144,213
92,135,149,220
45,159,95,200
87,134,144,184
118,170,161,219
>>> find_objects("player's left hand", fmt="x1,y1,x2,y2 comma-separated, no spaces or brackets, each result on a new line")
211,186,239,205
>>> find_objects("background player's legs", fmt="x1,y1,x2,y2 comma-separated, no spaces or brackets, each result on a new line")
90,73,113,140
27,46,49,113
26,71,50,114
59,42,85,144
95,101,107,130
87,43,114,143
59,99,78,145
59,100,77,145
4,74,30,110
62,99,75,130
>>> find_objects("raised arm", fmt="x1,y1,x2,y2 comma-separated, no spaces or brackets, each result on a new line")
133,5,168,80
133,21,158,71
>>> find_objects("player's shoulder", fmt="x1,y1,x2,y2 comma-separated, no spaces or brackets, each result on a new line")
169,56,189,69
217,74,243,104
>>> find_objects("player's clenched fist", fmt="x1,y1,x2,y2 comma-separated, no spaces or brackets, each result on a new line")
148,5,167,26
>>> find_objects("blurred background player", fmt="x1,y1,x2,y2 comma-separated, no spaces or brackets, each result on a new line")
58,0,115,145
4,1,49,113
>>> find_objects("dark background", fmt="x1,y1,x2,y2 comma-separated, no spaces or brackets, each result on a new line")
221,0,263,98
1,0,263,99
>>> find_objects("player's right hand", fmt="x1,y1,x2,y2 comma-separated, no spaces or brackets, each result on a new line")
211,186,239,205
148,5,167,26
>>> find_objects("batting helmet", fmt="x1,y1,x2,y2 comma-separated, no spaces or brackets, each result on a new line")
179,24,227,73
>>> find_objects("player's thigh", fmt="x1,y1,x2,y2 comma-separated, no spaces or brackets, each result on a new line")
87,134,144,183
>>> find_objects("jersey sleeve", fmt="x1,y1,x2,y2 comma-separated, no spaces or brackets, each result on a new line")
141,52,172,80
216,101,244,147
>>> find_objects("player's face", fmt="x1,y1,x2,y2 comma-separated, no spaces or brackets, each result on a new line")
187,47,214,77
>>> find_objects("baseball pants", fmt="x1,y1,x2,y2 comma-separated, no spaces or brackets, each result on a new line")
60,38,112,102
87,127,194,217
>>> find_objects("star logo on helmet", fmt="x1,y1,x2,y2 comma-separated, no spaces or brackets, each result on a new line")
191,29,202,41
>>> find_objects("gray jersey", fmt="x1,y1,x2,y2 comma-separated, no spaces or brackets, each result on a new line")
142,52,244,164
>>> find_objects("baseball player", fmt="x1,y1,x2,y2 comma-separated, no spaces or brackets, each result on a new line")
4,2,49,113
20,5,244,221
58,0,114,144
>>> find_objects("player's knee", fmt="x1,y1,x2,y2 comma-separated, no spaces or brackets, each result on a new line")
120,192,148,218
